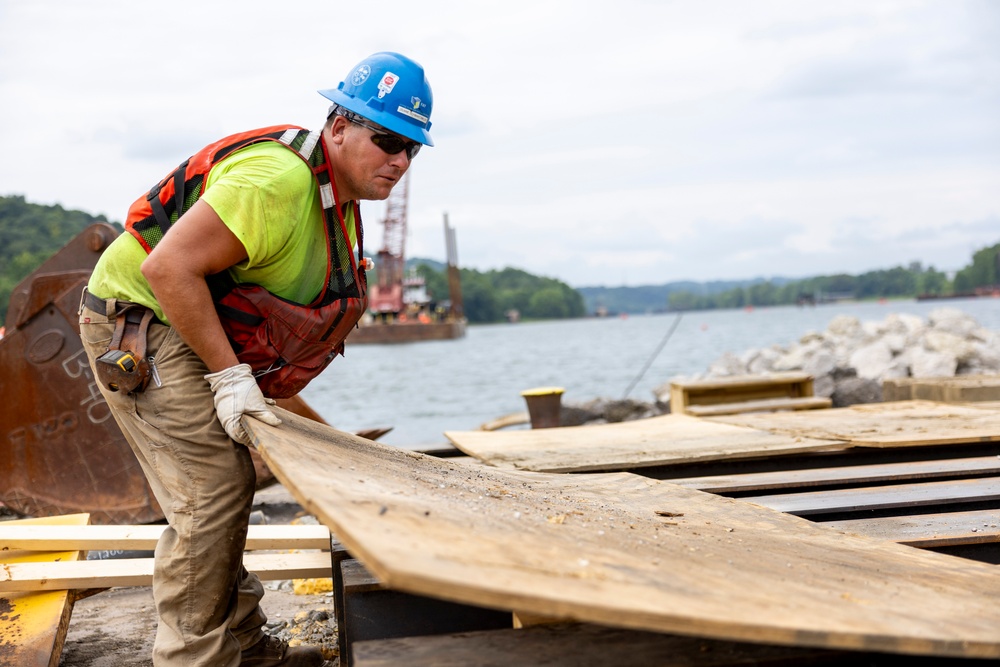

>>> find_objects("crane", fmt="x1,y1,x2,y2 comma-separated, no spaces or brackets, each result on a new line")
367,172,409,315
364,173,463,328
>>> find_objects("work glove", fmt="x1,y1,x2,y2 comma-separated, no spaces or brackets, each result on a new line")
205,363,281,446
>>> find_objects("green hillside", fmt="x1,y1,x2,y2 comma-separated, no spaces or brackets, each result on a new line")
578,249,999,314
0,195,584,326
0,195,116,323
3,194,996,323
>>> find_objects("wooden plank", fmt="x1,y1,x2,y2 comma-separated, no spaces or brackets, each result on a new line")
969,401,1000,411
883,376,1000,404
670,372,815,393
685,396,832,417
748,478,1000,516
0,551,330,593
444,413,846,473
512,611,561,628
673,456,1000,493
670,373,816,414
822,510,1000,548
249,409,1000,659
342,558,382,593
352,622,843,667
0,513,90,667
478,411,529,432
0,523,331,552
708,400,1000,447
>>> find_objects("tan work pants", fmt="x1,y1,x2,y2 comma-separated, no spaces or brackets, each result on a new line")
80,300,267,666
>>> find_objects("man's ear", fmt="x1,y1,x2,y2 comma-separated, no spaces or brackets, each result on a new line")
328,115,351,145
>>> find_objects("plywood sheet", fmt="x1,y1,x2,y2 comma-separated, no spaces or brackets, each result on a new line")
749,477,1000,516
969,401,1000,411
707,400,1000,446
0,513,89,667
822,510,1000,548
249,410,1000,659
672,455,1000,493
444,413,845,473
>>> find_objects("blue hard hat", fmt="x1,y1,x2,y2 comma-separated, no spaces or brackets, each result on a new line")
319,52,434,147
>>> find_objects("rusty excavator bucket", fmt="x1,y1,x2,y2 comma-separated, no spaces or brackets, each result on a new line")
0,223,369,524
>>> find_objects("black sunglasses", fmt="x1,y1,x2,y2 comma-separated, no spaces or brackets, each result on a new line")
349,116,421,160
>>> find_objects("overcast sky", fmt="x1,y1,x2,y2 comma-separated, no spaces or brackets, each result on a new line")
1,1,997,288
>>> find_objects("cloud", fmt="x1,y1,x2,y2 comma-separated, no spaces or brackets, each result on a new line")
1,0,997,288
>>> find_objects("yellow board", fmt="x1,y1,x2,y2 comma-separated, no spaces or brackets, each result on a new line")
0,512,90,667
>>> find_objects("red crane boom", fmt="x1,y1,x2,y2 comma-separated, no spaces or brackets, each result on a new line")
368,172,409,314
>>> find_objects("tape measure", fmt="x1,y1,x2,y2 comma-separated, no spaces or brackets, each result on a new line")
97,349,138,373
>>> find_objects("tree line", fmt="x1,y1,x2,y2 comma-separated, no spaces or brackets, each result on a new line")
667,248,1000,311
2,193,996,323
0,195,114,323
0,194,585,326
415,264,586,323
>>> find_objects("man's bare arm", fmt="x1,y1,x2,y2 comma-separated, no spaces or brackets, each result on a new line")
141,199,249,373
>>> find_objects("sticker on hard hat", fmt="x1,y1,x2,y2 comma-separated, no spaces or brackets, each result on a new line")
377,72,398,99
397,106,429,124
351,65,371,86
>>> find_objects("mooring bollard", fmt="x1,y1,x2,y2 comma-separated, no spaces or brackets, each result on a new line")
520,386,565,429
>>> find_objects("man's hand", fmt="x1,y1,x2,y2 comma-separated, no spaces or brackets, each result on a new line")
205,364,281,445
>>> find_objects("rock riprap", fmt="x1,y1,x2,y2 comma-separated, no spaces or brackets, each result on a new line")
655,307,1000,408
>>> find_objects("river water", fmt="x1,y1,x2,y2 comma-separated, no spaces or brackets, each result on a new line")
300,297,1000,448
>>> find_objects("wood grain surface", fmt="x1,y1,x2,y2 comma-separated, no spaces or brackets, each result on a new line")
707,400,1000,446
747,477,1000,516
444,413,845,472
0,523,331,551
672,455,1000,493
821,510,1000,548
0,552,331,593
249,409,1000,659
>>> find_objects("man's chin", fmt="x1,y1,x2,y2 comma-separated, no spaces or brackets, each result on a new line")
368,183,396,200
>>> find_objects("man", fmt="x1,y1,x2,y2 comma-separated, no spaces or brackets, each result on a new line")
78,52,433,666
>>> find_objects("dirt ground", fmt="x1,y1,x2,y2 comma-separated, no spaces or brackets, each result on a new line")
60,584,337,666
56,485,341,666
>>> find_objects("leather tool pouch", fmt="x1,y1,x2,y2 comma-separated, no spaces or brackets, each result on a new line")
95,305,155,394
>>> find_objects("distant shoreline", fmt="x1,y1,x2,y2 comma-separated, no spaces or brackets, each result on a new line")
917,290,1000,302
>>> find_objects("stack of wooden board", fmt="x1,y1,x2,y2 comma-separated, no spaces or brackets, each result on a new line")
0,521,334,666
0,514,91,667
248,405,1000,666
883,374,1000,403
445,401,1000,560
0,524,333,593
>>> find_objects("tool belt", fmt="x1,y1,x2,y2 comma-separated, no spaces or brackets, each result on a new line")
85,290,156,394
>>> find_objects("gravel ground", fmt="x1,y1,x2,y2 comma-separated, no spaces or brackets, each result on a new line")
57,484,342,666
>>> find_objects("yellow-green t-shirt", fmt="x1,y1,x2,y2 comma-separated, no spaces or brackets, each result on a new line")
88,140,357,325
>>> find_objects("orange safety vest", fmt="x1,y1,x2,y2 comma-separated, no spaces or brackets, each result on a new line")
125,125,368,398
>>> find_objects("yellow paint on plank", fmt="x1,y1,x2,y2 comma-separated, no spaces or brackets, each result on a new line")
0,513,90,667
